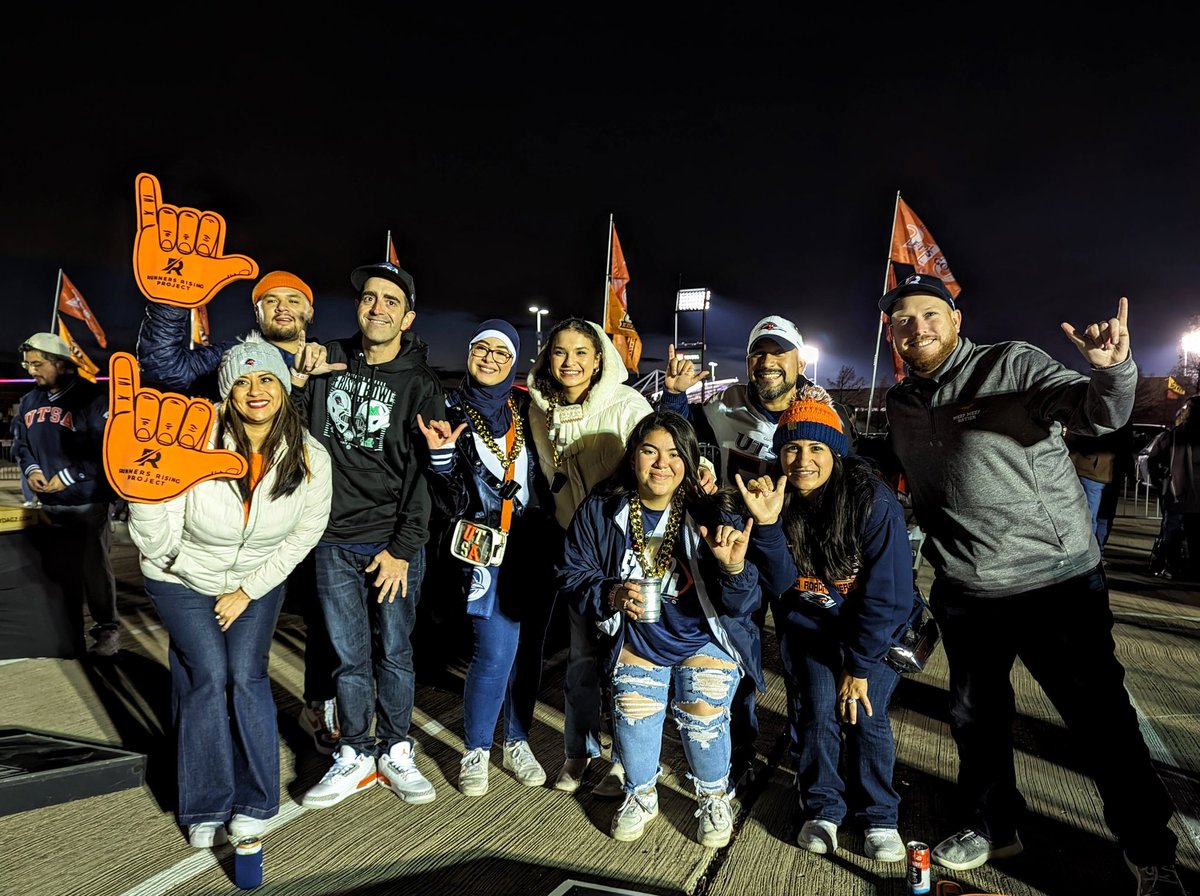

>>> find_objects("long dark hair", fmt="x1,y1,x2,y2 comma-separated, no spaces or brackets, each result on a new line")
532,316,604,398
597,409,739,515
218,396,312,501
780,452,883,580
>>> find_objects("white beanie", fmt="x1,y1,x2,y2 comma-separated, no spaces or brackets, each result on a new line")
217,333,292,400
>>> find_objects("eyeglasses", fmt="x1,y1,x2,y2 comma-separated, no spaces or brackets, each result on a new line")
469,345,514,365
22,360,50,371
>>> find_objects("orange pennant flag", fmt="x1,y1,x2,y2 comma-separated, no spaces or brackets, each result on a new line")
57,318,101,383
58,271,108,348
191,306,211,347
603,222,642,374
387,231,400,266
889,197,962,299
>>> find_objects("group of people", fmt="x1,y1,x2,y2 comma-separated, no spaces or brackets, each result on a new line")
10,263,1187,894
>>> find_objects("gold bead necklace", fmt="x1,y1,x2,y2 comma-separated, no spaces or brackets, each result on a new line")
462,397,524,469
627,491,684,578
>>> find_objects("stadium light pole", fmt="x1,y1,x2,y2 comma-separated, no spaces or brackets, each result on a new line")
799,343,820,386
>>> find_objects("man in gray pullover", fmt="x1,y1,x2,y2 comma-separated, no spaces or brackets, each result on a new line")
883,272,1185,895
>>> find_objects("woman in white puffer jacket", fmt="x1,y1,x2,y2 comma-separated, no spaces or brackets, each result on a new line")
128,336,332,849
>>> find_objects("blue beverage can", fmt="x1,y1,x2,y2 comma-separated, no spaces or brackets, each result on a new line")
906,840,931,894
235,837,263,890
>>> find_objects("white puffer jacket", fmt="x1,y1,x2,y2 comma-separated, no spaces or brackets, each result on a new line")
128,429,332,599
526,320,654,530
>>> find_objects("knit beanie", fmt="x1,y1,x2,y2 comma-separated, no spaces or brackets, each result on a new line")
218,333,292,400
772,385,848,456
252,271,313,306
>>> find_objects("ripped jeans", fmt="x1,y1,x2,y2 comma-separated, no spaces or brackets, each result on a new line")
610,640,739,797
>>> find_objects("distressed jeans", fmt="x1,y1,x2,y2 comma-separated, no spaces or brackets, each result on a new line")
610,641,739,795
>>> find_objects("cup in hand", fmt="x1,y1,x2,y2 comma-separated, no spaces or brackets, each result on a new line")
633,575,664,623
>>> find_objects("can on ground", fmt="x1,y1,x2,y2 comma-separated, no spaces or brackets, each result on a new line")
235,837,263,890
906,840,931,895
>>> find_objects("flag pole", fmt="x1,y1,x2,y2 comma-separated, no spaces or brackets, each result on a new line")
865,191,902,435
602,214,614,326
51,268,64,332
385,230,392,262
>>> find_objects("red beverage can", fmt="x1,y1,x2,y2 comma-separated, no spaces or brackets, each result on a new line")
906,841,931,895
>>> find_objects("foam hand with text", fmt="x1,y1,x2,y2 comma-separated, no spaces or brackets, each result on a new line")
132,172,258,308
103,353,247,503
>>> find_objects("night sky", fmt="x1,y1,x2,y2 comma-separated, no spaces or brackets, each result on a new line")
4,14,1198,391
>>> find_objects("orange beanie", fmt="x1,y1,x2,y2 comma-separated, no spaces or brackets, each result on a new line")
773,385,848,456
252,271,313,306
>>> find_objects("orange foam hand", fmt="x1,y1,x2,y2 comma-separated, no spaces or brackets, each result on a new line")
132,172,259,308
103,353,248,504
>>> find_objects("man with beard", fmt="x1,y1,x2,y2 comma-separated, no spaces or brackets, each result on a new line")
657,315,838,788
882,272,1187,894
136,271,345,757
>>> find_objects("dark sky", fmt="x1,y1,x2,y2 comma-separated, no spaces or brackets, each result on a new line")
4,13,1198,390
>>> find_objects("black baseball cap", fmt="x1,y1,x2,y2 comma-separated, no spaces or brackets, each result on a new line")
351,262,417,309
879,272,957,314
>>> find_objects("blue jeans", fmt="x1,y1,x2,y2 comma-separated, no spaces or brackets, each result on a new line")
784,619,901,828
931,565,1178,866
464,601,540,749
315,544,424,757
147,577,285,826
610,641,738,795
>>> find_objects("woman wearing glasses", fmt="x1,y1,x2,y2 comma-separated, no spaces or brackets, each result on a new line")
418,320,558,796
526,317,654,795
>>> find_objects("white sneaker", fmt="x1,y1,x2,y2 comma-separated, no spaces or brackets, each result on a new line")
378,741,436,804
611,788,660,841
187,821,229,848
696,791,735,847
864,827,906,862
301,745,377,808
592,761,625,799
553,757,591,793
228,814,266,840
797,818,839,854
459,747,490,797
502,740,546,787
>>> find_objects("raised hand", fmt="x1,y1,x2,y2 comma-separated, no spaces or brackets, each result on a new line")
417,413,468,450
700,517,755,571
103,352,248,503
735,473,787,525
1061,296,1131,369
292,327,347,378
664,343,709,395
133,172,258,308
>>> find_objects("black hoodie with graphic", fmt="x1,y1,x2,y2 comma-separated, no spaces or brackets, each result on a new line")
297,330,444,562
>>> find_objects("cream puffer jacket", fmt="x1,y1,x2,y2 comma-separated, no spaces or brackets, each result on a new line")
526,321,654,530
128,428,333,599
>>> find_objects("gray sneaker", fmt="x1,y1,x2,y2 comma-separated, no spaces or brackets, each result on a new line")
502,740,546,787
553,757,591,793
592,761,625,799
932,828,1023,871
458,747,489,797
91,627,120,657
377,741,436,804
611,788,659,841
1125,856,1189,895
797,819,839,854
695,791,734,847
864,827,906,862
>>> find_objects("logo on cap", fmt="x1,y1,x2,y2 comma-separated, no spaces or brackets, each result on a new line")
760,322,780,331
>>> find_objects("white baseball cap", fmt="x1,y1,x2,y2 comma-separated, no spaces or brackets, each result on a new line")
21,332,76,363
747,316,803,354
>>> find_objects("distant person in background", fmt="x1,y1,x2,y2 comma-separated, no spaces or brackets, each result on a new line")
1144,397,1200,580
418,320,558,797
13,332,118,656
882,271,1187,894
526,316,654,797
127,336,332,848
137,270,345,756
1067,421,1134,556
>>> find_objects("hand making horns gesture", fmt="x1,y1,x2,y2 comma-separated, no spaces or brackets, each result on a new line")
1061,296,1131,369
103,352,248,504
132,172,258,308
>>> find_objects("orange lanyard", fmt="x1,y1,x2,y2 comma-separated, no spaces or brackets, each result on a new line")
499,422,516,533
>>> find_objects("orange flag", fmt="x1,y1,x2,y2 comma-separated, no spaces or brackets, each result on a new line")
889,197,962,298
57,318,101,383
57,270,108,348
603,222,643,374
191,306,211,347
387,231,400,266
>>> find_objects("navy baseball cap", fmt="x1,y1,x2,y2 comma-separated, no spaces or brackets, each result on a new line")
879,272,957,314
351,261,417,309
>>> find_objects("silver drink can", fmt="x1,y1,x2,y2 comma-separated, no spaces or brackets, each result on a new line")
636,576,663,623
